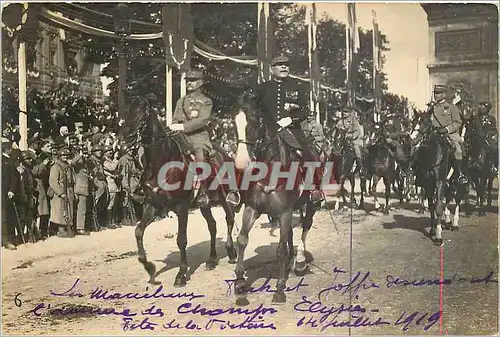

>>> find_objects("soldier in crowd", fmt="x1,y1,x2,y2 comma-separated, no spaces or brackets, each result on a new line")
72,144,91,235
17,150,39,242
103,146,121,228
117,145,141,226
89,144,114,229
48,145,75,238
2,137,20,249
169,69,214,207
32,139,53,239
335,107,364,171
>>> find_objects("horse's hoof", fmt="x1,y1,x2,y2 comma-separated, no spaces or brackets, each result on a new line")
234,279,247,296
148,278,161,285
227,248,237,264
271,292,287,304
235,298,249,307
451,226,459,231
173,274,187,288
205,259,218,271
294,265,311,277
433,238,444,246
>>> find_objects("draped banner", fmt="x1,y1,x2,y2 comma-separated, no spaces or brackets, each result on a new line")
346,3,360,109
162,3,193,71
372,10,382,121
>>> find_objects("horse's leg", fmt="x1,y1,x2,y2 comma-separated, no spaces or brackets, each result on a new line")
174,201,190,287
234,206,260,305
451,198,460,231
358,172,366,210
349,174,357,208
340,177,348,208
383,175,391,214
220,200,237,264
136,203,159,284
372,175,381,211
199,206,218,270
477,176,486,216
433,180,445,246
295,203,316,276
487,176,493,208
273,208,294,304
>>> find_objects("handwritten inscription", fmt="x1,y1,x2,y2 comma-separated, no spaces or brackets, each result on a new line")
23,269,496,333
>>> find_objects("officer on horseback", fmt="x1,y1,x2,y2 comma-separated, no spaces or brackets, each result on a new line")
413,84,468,184
227,54,325,206
169,69,213,207
474,101,498,174
335,107,364,171
380,110,407,162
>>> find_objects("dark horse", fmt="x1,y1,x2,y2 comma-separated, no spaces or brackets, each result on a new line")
329,127,365,210
464,116,497,215
129,98,237,286
364,123,397,214
412,115,464,245
233,112,322,304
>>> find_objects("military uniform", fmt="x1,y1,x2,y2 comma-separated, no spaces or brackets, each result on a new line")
117,147,140,225
473,102,498,172
381,113,407,162
71,152,90,234
89,145,113,229
48,148,75,237
32,151,51,238
103,147,120,227
171,70,213,207
2,139,20,249
228,54,324,205
336,109,364,167
17,151,38,240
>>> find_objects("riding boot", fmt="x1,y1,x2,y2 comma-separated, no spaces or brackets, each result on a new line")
196,182,210,207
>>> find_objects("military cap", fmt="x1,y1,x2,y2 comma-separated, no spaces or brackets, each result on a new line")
92,144,105,152
104,145,114,153
271,54,290,66
58,147,71,156
433,85,447,94
479,102,492,110
21,150,36,161
185,70,204,80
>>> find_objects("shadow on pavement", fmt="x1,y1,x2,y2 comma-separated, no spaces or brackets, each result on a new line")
154,237,227,280
382,214,431,239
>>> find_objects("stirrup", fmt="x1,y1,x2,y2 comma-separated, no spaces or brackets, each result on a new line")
226,191,241,206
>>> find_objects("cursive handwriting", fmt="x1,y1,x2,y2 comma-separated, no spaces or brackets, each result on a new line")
294,296,370,323
223,277,309,296
318,266,380,300
387,271,498,289
297,314,390,332
177,302,277,320
49,278,204,301
394,310,441,331
162,316,277,331
90,284,204,302
50,278,85,298
122,317,158,331
30,302,137,318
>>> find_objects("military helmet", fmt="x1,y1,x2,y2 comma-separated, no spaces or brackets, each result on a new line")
433,84,447,94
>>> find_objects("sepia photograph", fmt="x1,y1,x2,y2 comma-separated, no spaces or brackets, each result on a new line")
1,1,498,335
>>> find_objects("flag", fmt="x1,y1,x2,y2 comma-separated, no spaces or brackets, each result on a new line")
162,4,193,71
372,10,382,119
307,3,321,104
257,2,271,83
346,3,359,109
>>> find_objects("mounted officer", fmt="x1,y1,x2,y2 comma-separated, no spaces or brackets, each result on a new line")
168,69,214,207
412,85,467,184
379,110,408,162
228,54,325,206
335,107,364,171
471,101,498,174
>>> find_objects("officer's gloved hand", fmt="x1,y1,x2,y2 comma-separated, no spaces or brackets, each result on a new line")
277,117,293,128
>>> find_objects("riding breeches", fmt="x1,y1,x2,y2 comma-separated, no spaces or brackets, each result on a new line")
351,143,363,160
448,132,463,161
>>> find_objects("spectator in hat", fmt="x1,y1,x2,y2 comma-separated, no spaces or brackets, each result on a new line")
2,137,20,250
